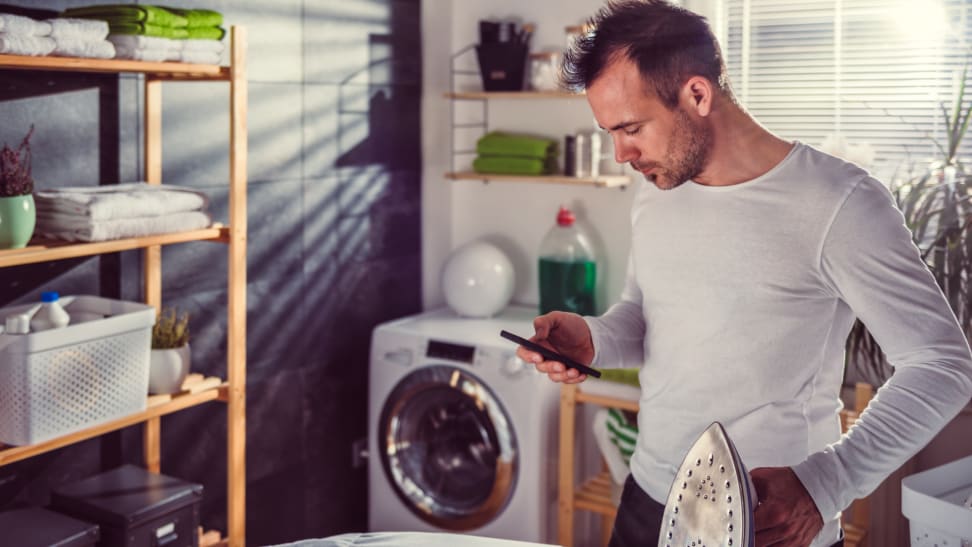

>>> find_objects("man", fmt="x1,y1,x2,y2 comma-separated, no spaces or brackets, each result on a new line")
515,1,972,546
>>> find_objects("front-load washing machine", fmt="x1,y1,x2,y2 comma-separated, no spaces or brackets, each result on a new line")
368,306,561,543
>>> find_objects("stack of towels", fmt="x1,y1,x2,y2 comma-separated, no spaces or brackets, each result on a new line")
472,132,558,176
0,12,114,59
35,182,212,243
62,4,224,64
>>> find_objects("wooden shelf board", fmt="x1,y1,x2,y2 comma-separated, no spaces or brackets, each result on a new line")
445,90,584,99
574,470,619,516
576,390,640,412
446,172,630,188
0,378,227,466
0,226,230,267
0,54,229,79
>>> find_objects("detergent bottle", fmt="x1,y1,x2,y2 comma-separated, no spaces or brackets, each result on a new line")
29,291,71,332
538,205,597,315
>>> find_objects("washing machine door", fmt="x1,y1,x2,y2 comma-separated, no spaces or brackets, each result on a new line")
378,364,518,531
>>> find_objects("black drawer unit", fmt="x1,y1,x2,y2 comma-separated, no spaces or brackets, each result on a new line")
51,465,203,547
0,506,100,547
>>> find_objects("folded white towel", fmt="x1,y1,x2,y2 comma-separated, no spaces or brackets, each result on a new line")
46,18,109,41
34,182,210,220
179,49,220,65
0,33,55,56
52,38,115,59
36,211,212,242
112,44,180,62
181,38,224,53
0,13,52,36
108,34,180,52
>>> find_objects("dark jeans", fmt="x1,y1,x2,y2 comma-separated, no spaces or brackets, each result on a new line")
608,475,845,547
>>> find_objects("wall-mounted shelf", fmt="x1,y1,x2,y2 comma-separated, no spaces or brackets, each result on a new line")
0,53,228,80
0,226,229,267
446,171,630,188
445,90,583,100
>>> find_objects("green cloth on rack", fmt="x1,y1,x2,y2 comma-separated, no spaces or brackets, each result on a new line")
595,367,640,387
185,26,225,40
108,22,189,39
473,156,550,176
63,4,188,28
162,7,223,28
476,131,557,159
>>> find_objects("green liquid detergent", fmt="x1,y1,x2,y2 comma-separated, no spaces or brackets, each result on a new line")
539,257,596,315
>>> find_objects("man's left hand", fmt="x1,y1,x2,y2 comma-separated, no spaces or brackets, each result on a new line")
751,466,823,547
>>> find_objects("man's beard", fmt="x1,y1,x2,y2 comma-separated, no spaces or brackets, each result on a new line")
635,108,712,190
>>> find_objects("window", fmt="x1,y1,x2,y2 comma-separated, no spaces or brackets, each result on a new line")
721,0,972,182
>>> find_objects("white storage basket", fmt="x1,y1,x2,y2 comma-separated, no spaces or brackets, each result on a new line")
901,454,972,547
0,296,155,446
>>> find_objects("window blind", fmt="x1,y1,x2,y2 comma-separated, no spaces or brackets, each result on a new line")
723,0,972,182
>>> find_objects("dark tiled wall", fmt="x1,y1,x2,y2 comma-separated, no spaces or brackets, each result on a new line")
0,1,422,544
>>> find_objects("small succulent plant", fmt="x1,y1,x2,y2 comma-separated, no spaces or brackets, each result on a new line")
0,125,35,198
152,307,190,349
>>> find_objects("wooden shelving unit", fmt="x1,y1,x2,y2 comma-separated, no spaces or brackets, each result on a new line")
444,84,631,188
445,171,630,188
558,382,877,547
0,27,247,547
558,383,639,547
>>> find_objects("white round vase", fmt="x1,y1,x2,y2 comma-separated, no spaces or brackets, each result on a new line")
441,240,515,318
149,344,190,394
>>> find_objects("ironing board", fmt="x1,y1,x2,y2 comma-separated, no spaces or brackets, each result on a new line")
271,532,561,547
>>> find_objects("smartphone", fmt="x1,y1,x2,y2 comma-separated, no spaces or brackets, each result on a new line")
499,330,602,378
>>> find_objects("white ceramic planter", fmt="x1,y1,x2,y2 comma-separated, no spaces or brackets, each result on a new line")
148,344,190,394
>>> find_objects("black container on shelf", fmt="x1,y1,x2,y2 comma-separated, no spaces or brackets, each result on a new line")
51,465,202,547
476,43,528,91
0,507,100,547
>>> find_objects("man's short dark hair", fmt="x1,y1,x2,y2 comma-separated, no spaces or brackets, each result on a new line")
562,0,734,108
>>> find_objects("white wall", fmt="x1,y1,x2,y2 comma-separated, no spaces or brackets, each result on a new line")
422,0,640,314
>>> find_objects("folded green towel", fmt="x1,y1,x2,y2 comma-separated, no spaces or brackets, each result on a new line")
473,156,549,176
63,5,188,28
109,22,189,39
185,26,225,40
596,367,640,387
476,131,557,160
162,7,222,28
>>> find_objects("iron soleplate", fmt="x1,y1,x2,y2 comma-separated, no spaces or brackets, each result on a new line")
657,422,756,547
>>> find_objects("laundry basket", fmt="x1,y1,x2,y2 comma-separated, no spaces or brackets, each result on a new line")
901,454,972,547
0,296,155,446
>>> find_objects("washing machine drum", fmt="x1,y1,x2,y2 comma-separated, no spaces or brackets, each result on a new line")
378,365,519,531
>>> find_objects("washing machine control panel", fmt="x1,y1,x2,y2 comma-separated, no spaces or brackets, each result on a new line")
426,339,476,363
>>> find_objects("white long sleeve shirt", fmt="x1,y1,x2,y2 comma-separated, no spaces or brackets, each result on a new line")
586,142,972,546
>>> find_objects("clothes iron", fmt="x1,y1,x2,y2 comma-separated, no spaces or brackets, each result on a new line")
657,422,757,547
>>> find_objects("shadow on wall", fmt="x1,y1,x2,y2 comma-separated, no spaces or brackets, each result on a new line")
0,0,422,545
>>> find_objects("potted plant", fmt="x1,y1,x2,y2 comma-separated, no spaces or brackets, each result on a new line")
846,62,972,384
149,307,191,394
0,125,36,249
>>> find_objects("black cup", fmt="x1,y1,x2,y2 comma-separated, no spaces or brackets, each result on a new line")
475,43,528,92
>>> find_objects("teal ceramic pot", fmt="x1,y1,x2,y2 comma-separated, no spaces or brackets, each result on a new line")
0,194,36,249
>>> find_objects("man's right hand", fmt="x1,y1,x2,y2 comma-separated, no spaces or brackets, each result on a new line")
516,311,595,384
